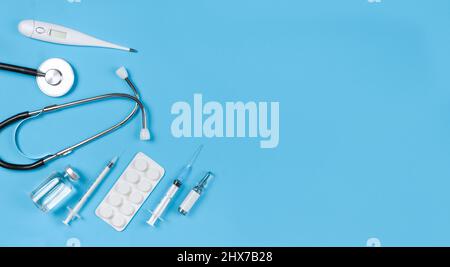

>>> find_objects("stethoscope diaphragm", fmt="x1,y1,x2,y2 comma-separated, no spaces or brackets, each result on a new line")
36,58,74,97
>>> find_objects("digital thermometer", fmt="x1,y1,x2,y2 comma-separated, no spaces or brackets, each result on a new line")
18,20,137,53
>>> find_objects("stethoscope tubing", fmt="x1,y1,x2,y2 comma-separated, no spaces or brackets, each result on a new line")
0,62,44,77
0,93,146,171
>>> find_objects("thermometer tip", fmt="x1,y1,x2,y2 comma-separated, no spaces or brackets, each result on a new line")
129,48,138,53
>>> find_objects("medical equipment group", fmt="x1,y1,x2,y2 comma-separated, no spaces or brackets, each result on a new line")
0,20,215,231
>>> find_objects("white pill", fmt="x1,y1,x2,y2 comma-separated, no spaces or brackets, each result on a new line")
125,171,140,184
119,204,135,217
134,159,148,172
116,182,132,196
108,194,123,207
129,192,144,205
146,168,161,181
137,179,153,192
98,205,114,219
112,215,126,228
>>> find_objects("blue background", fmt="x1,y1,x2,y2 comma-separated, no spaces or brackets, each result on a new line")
1,0,450,247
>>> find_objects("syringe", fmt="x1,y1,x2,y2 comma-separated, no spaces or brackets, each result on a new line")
147,145,203,227
63,157,118,225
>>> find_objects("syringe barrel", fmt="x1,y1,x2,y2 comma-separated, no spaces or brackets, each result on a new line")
147,182,180,226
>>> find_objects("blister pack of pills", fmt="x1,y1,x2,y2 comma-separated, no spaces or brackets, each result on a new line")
96,152,165,231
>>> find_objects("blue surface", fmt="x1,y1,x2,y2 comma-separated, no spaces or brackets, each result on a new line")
1,0,450,247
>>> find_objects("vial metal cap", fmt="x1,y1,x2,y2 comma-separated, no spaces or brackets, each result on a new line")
65,166,80,181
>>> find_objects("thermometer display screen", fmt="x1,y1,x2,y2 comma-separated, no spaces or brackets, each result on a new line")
50,29,67,39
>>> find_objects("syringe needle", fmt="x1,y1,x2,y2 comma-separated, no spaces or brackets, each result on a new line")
187,145,203,167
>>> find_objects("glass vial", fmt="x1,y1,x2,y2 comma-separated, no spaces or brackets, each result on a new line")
179,172,214,215
30,166,80,212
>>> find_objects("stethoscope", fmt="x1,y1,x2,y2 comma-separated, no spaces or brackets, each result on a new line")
0,59,150,170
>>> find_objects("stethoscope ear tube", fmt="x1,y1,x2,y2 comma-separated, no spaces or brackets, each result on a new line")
0,112,51,170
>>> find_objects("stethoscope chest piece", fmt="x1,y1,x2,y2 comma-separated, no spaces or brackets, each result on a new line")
37,58,74,97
